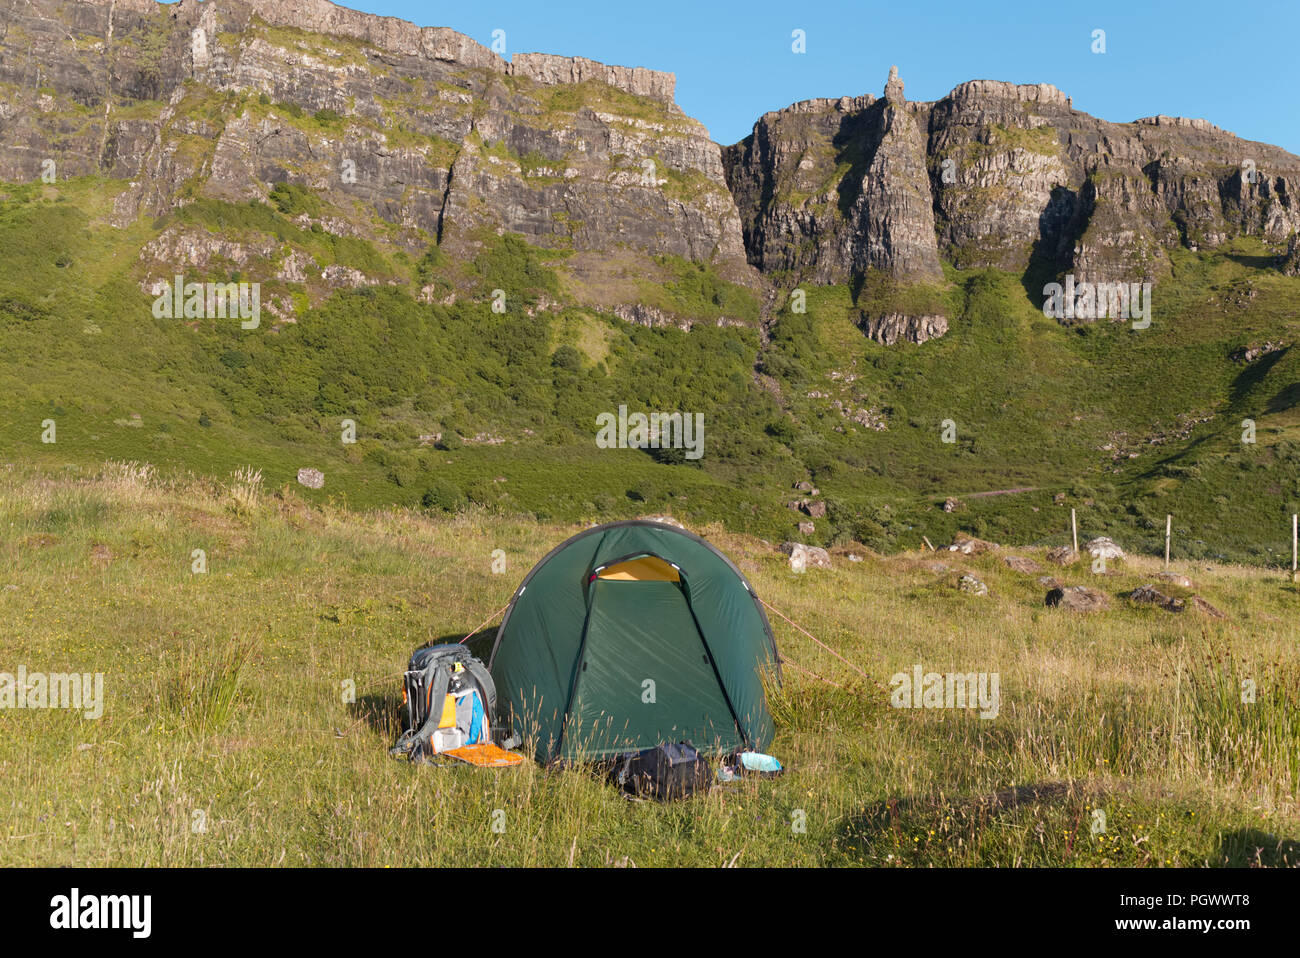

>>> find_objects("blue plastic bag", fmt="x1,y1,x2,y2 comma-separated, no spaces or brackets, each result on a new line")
738,751,782,774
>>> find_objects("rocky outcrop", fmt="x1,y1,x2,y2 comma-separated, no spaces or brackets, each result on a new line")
1281,234,1300,276
930,79,1300,284
859,312,947,345
1129,584,1185,612
6,0,1300,337
1191,595,1228,620
855,69,944,282
98,0,676,98
1086,537,1126,562
611,304,694,331
1046,585,1109,612
730,68,1300,299
723,67,943,285
1134,115,1225,134
782,541,832,571
1233,341,1288,362
510,54,675,101
926,80,1076,271
1004,555,1044,574
948,533,995,555
1046,546,1079,566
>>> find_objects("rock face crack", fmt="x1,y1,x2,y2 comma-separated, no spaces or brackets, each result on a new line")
434,150,457,246
97,0,116,171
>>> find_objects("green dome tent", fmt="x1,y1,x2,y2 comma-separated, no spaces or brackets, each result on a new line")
488,520,781,765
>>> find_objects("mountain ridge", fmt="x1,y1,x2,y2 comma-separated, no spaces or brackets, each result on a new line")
5,0,1299,319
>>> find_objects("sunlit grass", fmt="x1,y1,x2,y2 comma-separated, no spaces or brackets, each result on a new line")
0,462,1296,866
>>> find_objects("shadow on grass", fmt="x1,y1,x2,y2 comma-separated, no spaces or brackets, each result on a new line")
837,780,1104,858
1214,828,1300,867
350,691,400,739
1228,344,1290,406
1223,252,1280,271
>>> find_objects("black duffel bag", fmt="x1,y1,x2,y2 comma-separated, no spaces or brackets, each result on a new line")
609,742,711,801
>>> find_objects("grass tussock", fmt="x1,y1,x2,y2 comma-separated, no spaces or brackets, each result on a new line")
161,635,260,738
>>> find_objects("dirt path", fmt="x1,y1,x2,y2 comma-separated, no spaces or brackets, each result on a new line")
959,486,1039,499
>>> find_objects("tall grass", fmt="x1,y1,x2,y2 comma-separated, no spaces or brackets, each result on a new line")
161,635,259,737
226,466,264,516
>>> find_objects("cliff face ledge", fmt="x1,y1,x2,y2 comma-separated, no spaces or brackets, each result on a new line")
510,53,675,101
4,0,1300,338
728,67,1300,290
81,0,678,98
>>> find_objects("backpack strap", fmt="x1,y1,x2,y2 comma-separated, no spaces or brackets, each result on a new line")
455,651,515,747
390,658,454,761
388,669,423,757
462,657,496,715
464,660,522,749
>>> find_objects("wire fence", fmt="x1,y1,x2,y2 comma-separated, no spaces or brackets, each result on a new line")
1012,518,1298,569
849,488,1299,569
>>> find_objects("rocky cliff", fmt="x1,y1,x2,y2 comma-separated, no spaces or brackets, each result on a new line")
4,0,1299,332
727,71,1300,293
723,67,943,286
0,0,754,318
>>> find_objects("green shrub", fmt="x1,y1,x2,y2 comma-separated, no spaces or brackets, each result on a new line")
421,479,466,512
268,182,321,218
551,344,583,372
766,419,797,445
470,233,560,307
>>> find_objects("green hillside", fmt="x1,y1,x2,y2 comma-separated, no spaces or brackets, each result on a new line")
4,176,1300,563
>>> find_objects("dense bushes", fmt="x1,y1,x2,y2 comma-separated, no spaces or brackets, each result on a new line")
268,182,321,218
422,480,466,512
470,233,561,309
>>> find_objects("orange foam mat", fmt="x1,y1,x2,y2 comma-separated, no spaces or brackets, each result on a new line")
443,743,525,767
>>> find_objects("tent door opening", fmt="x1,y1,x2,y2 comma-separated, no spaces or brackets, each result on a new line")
591,554,682,583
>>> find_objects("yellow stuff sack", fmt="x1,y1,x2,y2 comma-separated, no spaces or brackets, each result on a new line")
437,693,458,729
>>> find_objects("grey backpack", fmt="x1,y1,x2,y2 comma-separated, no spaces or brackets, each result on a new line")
390,644,508,762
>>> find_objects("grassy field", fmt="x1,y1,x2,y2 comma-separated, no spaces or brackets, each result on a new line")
1,461,1297,867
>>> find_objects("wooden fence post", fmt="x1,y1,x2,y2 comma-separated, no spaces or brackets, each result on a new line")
1292,514,1297,580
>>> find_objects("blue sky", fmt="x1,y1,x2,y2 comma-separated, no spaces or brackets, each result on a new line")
341,0,1298,153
